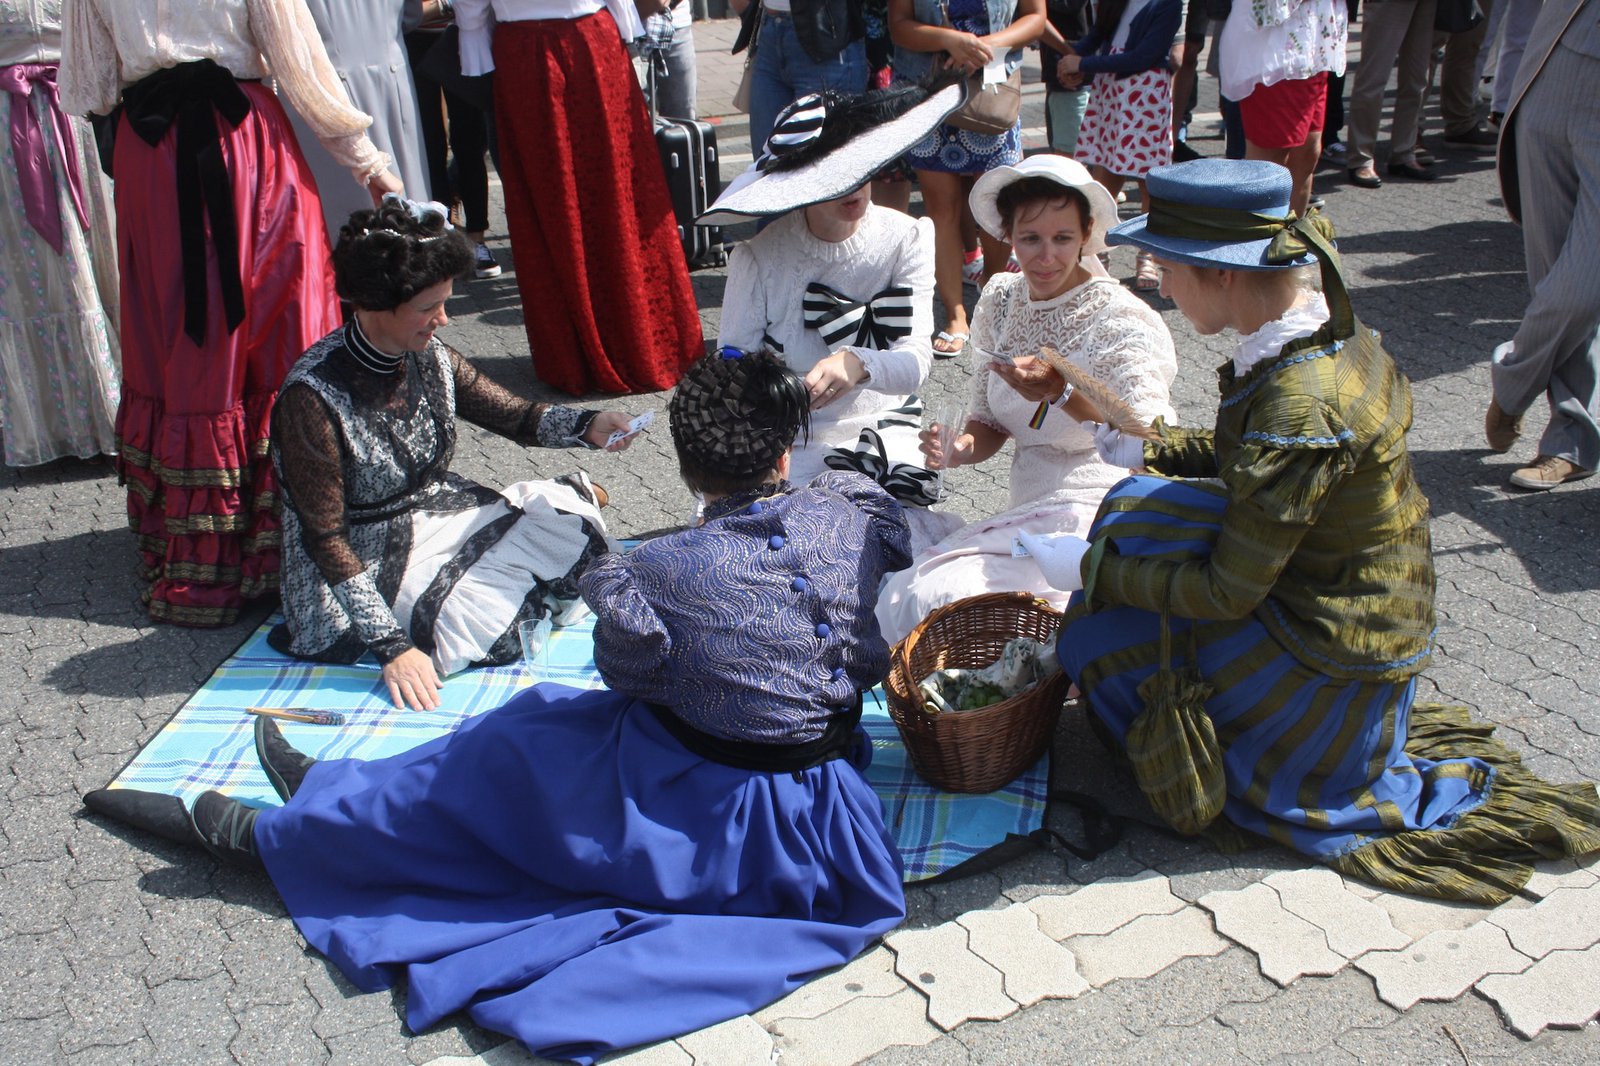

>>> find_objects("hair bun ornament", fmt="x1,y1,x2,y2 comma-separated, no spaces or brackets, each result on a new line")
380,192,454,231
719,346,745,360
670,350,807,482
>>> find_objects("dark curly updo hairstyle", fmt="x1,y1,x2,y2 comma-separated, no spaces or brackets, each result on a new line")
670,349,811,497
331,200,474,311
995,176,1092,240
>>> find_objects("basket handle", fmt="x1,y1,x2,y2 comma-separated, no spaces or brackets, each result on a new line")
895,636,926,715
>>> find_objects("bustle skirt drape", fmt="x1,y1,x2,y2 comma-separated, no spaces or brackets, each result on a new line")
490,12,702,396
113,82,339,626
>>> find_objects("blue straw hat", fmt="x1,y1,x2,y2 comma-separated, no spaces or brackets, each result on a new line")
1106,159,1316,271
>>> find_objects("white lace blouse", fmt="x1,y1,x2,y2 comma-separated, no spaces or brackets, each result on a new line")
59,0,389,184
968,272,1178,510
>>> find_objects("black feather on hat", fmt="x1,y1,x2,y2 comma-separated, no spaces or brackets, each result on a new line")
697,76,968,226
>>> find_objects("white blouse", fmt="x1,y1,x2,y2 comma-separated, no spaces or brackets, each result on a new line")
1219,0,1347,100
59,0,389,184
454,0,644,75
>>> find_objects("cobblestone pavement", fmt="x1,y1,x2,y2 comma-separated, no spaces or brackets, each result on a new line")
5,18,1600,1065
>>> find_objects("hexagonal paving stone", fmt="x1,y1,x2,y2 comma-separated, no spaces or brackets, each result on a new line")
886,922,1015,1030
1521,858,1599,899
1487,886,1600,958
1476,942,1600,1038
753,947,905,1025
1353,922,1532,1010
675,1015,775,1064
766,987,941,1066
956,902,1088,1006
1066,906,1229,987
1262,868,1411,957
1026,870,1185,941
1200,883,1346,985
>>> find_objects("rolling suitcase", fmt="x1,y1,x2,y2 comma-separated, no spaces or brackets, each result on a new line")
644,46,726,271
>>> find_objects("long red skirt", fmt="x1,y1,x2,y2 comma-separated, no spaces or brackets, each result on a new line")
114,82,339,627
492,13,703,396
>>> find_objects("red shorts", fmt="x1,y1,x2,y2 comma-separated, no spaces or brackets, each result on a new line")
1239,72,1328,149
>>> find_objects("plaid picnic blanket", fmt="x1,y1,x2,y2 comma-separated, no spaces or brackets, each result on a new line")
108,613,1049,882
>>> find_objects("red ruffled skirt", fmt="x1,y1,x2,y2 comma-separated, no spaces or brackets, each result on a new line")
113,82,339,627
492,12,703,396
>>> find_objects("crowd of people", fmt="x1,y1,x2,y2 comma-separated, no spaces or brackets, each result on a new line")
5,0,1600,1059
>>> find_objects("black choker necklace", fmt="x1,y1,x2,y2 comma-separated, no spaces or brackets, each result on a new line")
346,315,405,374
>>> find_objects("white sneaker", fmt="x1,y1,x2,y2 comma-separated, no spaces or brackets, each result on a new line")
961,251,984,288
473,242,502,279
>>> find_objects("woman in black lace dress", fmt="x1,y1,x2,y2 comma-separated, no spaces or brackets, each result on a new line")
270,200,635,710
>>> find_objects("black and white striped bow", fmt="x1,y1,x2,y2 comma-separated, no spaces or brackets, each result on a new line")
803,283,915,350
823,427,942,508
756,93,827,171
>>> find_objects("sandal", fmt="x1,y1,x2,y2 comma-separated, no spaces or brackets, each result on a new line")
932,330,969,358
1134,251,1160,292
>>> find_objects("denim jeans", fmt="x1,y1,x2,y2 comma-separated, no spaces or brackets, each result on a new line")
747,14,869,157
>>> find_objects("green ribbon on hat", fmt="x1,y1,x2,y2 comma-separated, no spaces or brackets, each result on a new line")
1143,199,1353,338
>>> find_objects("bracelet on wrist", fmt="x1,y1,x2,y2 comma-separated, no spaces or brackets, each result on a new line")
1050,382,1075,410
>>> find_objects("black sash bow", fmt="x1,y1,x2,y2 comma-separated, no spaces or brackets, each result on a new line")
122,60,253,346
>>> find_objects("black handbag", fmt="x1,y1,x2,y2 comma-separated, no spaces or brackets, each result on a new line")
1434,0,1483,34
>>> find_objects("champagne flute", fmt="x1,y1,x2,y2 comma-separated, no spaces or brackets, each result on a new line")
930,399,968,499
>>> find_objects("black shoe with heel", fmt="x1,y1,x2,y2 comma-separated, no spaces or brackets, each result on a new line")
1347,167,1382,189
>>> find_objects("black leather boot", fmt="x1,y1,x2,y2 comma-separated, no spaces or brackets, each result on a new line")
83,787,197,847
254,716,317,802
188,791,264,870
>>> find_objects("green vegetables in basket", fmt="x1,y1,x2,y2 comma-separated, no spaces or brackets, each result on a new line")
917,637,1060,715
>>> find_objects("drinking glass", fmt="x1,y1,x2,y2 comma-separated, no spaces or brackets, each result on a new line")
518,616,553,682
929,400,968,498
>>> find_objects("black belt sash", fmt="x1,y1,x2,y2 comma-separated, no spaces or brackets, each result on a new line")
646,695,864,773
122,60,252,346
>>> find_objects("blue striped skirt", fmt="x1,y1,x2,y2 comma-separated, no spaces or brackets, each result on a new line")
1058,477,1600,900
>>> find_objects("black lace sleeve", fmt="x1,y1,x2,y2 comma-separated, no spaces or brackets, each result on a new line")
448,346,599,448
274,384,363,586
274,383,413,662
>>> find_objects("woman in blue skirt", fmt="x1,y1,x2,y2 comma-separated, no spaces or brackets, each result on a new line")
85,350,912,1062
996,158,1600,903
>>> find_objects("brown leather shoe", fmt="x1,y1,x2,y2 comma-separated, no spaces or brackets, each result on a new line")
1509,455,1594,491
1484,399,1523,453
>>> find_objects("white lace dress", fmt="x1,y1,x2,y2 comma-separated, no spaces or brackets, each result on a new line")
876,272,1178,642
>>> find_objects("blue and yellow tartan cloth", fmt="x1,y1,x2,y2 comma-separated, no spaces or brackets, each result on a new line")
109,613,1048,883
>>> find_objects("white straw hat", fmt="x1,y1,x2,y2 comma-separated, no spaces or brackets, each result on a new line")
698,81,966,226
969,155,1119,255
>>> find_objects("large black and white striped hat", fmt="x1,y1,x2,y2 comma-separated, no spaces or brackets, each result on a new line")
697,79,966,226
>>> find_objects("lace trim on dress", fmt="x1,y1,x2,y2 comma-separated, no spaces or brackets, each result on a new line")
1232,296,1331,376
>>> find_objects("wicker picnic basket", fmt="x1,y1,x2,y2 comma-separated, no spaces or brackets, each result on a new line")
885,591,1069,793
